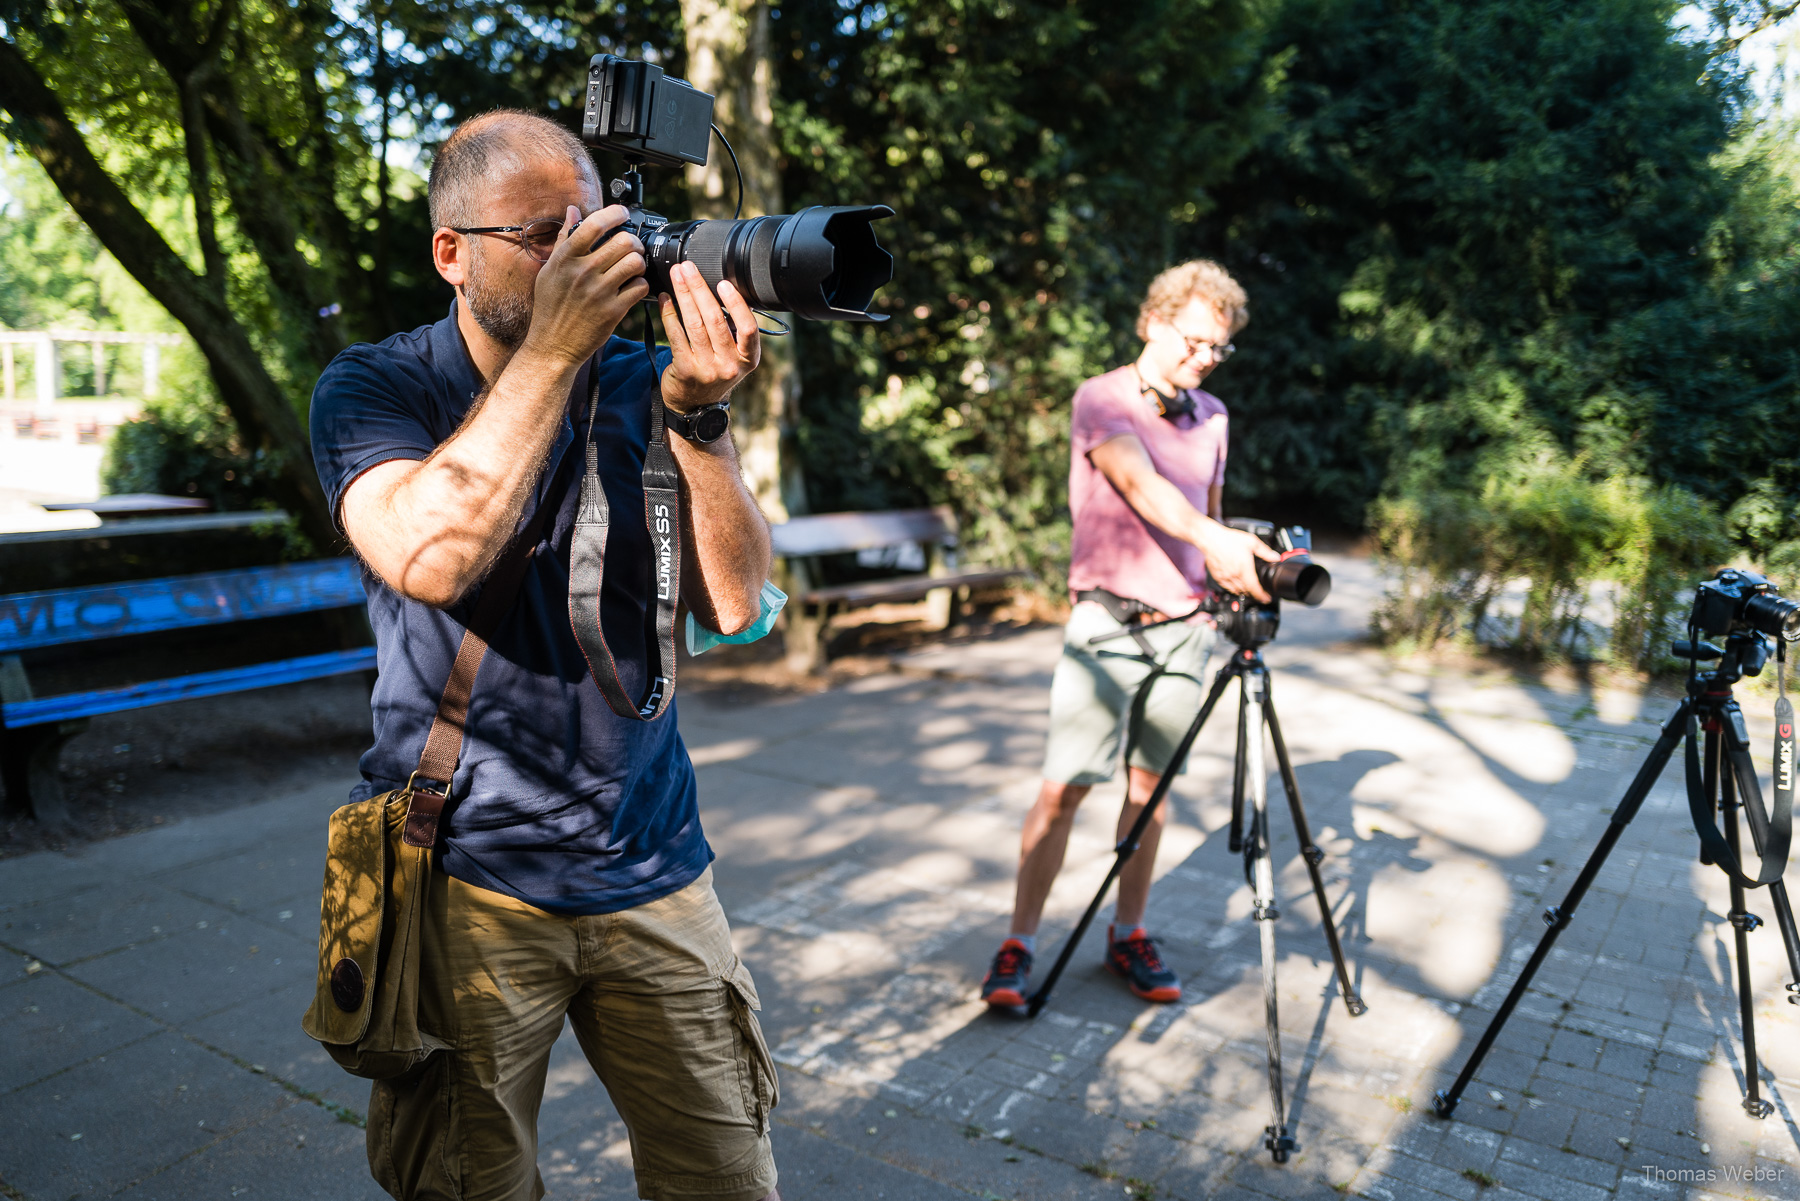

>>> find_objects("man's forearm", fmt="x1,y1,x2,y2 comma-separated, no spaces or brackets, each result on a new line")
672,434,771,635
354,348,577,605
1119,470,1216,549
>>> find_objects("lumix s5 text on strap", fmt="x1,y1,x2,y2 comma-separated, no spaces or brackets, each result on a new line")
568,352,681,722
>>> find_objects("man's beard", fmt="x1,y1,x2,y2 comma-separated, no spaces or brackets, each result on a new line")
462,242,533,349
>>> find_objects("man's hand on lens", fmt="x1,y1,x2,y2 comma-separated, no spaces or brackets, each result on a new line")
659,261,761,413
1201,523,1282,603
521,205,649,365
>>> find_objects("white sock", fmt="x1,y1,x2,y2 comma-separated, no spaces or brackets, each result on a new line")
1110,920,1147,943
1006,932,1036,955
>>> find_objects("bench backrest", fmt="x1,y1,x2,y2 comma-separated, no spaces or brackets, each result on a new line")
768,507,956,558
0,557,366,654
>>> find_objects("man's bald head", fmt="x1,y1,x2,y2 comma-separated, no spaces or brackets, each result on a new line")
428,110,602,231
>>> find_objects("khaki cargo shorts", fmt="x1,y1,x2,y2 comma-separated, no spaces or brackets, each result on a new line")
1042,601,1219,785
366,866,778,1201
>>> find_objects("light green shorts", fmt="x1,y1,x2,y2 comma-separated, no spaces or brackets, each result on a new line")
1042,602,1219,785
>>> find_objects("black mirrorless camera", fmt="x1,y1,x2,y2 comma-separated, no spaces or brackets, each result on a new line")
582,55,893,322
1206,520,1332,646
1690,568,1800,641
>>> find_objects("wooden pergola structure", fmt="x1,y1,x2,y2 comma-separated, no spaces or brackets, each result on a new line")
0,329,185,403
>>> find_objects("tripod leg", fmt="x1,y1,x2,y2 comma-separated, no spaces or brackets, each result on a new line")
1244,670,1296,1162
1721,712,1800,1000
1229,683,1248,853
1433,701,1689,1119
1719,737,1774,1119
1026,658,1239,1017
1263,679,1367,1017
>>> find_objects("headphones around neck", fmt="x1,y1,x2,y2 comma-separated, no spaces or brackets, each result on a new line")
1138,373,1198,422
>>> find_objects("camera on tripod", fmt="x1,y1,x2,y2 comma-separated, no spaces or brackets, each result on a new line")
1690,569,1800,642
1205,520,1332,646
582,55,894,322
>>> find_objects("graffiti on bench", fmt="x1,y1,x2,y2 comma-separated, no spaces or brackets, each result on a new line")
0,558,367,652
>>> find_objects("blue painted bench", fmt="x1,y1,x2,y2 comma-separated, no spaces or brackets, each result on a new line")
0,558,375,824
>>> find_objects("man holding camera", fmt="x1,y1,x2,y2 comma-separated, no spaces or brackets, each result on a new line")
311,111,781,1201
981,260,1278,1009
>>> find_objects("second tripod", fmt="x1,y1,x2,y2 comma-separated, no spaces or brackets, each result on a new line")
1026,616,1368,1162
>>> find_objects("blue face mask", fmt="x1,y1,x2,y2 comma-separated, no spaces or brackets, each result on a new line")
685,580,789,656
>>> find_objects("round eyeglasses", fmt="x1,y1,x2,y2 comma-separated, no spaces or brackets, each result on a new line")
1176,330,1235,362
450,217,569,262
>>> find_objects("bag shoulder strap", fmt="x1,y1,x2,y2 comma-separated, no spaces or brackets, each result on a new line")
401,430,573,848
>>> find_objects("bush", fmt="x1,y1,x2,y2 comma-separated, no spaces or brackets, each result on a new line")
101,394,286,512
1373,455,1732,669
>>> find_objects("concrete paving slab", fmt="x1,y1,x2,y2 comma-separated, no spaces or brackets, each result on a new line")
0,969,163,1092
1,1029,296,1199
109,1098,382,1201
179,978,369,1115
153,840,326,918
4,883,236,967
65,916,312,1026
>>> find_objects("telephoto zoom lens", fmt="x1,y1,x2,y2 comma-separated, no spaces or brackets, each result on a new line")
1743,590,1800,640
1256,554,1332,607
644,206,894,321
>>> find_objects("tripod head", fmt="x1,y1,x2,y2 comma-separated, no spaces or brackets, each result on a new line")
1673,629,1772,694
1200,592,1281,650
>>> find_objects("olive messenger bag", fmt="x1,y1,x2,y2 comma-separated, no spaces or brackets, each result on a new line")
300,486,557,1079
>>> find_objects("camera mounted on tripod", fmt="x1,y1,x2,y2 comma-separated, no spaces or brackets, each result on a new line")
1671,568,1800,681
1203,520,1332,647
581,55,895,323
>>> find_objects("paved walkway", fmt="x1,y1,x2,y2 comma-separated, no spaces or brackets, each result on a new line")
3,555,1798,1199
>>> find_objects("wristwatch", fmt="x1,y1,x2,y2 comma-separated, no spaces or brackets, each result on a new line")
664,401,732,444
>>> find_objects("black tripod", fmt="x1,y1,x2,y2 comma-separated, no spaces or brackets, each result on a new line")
1025,601,1367,1163
1433,629,1800,1121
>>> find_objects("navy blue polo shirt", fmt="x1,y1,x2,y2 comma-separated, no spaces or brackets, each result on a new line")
308,303,709,915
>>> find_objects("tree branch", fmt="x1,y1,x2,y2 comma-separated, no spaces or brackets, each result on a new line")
0,34,336,548
1713,1,1800,54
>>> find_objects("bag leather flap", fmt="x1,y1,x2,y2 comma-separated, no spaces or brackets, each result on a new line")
301,791,391,1046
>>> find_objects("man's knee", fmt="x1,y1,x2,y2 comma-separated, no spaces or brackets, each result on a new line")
1038,780,1091,822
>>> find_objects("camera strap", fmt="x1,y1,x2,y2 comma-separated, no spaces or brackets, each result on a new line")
1777,641,1795,850
1682,701,1793,890
568,351,681,723
1077,587,1160,658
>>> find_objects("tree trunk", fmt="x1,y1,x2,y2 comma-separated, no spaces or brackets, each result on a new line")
680,0,806,521
0,37,338,551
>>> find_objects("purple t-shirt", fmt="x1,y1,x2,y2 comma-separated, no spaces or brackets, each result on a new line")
1067,365,1228,617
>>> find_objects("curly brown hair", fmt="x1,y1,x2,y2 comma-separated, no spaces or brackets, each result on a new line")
1135,259,1248,340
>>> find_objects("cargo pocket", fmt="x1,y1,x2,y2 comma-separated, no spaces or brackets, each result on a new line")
724,960,779,1136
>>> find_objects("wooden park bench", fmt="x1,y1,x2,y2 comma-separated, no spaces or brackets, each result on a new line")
770,506,1027,671
0,558,375,825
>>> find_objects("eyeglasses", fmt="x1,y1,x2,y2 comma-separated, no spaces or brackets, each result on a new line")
1175,329,1235,362
450,217,570,262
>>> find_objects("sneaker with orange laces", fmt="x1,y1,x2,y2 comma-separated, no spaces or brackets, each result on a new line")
1104,925,1181,1002
980,938,1034,1009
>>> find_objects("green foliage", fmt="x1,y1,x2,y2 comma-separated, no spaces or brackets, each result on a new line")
1189,0,1769,523
100,394,283,513
771,0,1280,574
1372,457,1733,668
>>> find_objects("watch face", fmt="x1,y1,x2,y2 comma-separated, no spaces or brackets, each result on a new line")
694,406,731,443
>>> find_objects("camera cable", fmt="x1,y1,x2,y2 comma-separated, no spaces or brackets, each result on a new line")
709,121,792,339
